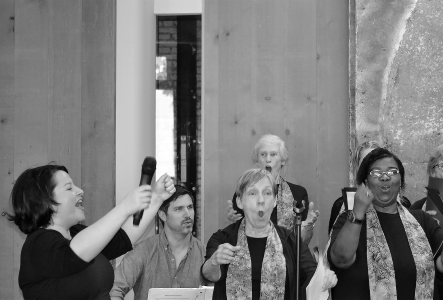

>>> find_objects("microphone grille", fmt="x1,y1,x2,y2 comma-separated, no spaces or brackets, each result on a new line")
142,156,157,175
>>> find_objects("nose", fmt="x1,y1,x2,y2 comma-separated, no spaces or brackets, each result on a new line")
379,173,390,181
257,193,265,205
76,186,84,196
266,154,272,162
183,207,190,217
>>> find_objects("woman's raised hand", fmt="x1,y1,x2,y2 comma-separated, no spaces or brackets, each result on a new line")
151,174,175,206
353,183,374,219
119,185,153,218
210,243,242,266
226,199,243,223
302,202,319,230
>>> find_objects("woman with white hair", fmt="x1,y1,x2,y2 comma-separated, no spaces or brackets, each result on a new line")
227,134,319,243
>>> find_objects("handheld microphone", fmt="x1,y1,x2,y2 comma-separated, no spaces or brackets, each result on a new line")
133,157,157,225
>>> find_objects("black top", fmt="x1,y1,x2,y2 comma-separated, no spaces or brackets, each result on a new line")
410,197,426,210
203,220,316,300
247,236,267,300
232,181,310,224
328,196,344,234
328,209,443,300
19,224,132,300
378,211,416,299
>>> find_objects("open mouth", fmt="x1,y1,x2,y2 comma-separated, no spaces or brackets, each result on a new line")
75,199,84,209
258,211,264,217
265,166,272,173
380,186,390,192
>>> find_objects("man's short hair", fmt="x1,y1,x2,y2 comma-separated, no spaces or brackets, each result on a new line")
158,185,194,216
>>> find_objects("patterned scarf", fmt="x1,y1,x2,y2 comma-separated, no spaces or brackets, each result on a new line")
276,176,296,230
226,219,286,300
366,202,434,299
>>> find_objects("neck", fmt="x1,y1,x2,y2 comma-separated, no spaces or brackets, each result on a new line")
245,221,271,238
164,226,191,251
374,202,398,214
46,224,72,240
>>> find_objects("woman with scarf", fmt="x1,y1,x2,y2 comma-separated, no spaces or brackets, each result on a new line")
227,134,319,244
328,148,443,299
203,168,337,300
327,141,412,234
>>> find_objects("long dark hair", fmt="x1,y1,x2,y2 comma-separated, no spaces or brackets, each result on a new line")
5,164,68,234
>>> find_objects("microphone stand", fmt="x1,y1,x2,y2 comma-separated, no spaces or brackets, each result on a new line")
293,201,305,300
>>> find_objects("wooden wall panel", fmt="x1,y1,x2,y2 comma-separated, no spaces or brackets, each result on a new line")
316,0,350,246
0,1,116,298
217,1,255,229
203,0,349,247
81,0,116,224
0,1,15,298
47,1,82,184
14,2,52,298
284,0,318,220
202,0,221,242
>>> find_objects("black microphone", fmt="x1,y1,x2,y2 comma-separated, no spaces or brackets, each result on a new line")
133,157,157,225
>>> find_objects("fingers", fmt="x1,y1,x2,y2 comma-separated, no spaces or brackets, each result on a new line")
426,210,437,216
227,199,233,208
212,244,242,265
138,184,152,192
308,201,314,211
322,269,338,291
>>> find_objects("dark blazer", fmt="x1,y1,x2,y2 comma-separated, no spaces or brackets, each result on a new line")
203,220,316,300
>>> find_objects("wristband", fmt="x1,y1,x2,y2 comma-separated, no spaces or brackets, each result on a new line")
302,223,315,231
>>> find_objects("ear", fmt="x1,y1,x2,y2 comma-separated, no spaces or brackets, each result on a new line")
281,160,286,166
273,197,277,208
158,210,167,222
236,196,244,210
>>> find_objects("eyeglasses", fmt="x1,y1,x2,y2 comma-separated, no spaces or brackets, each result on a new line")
433,163,443,172
368,168,400,178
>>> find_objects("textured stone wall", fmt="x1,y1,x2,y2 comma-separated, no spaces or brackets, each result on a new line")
352,0,443,202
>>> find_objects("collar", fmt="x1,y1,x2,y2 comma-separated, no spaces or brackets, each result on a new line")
159,230,194,252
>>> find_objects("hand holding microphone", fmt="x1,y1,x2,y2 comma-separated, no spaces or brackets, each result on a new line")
133,157,157,225
132,157,176,226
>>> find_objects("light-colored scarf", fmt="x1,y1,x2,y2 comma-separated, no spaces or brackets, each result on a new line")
366,202,434,299
276,176,296,230
226,219,286,300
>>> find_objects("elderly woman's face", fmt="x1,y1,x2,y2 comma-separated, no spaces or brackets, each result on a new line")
257,144,284,179
366,157,401,209
236,176,276,227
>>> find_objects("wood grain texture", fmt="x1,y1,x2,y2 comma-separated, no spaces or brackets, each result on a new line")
316,0,350,247
0,1,116,298
203,0,349,247
14,1,51,298
47,0,82,183
203,0,221,242
0,1,15,298
81,0,116,224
